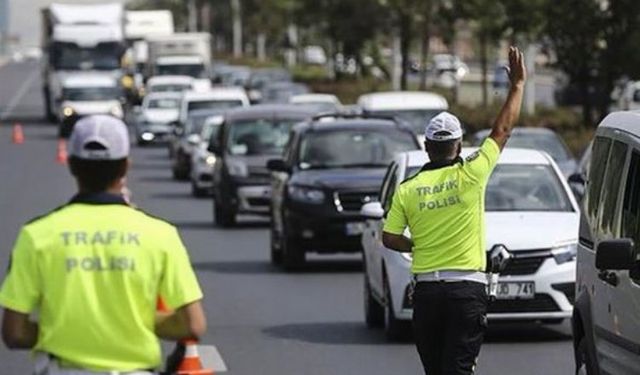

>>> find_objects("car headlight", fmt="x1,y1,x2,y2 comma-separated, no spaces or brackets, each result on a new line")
287,185,325,204
110,105,123,118
204,155,217,166
226,159,248,177
63,106,74,117
551,243,578,264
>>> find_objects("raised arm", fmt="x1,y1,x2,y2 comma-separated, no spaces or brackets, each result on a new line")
489,46,527,150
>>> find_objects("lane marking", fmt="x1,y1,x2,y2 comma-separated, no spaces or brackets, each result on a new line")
0,67,39,121
198,345,228,372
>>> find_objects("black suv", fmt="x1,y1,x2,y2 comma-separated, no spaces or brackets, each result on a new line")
267,114,421,269
208,105,316,226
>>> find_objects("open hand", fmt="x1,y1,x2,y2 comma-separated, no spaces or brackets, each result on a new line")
505,46,526,87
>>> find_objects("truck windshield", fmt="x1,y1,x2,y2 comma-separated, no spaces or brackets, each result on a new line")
227,119,299,156
298,129,417,169
51,42,122,70
63,87,120,101
157,64,205,78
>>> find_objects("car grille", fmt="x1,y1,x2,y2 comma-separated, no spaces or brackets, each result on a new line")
334,191,378,212
488,294,560,313
491,249,551,276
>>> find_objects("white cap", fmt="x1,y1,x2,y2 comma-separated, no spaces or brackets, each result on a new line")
425,111,463,141
69,115,130,160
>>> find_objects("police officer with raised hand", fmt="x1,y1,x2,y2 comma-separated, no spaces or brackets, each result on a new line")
382,46,526,375
0,115,206,374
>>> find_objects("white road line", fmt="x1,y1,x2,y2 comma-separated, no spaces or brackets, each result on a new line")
0,68,39,121
198,345,228,372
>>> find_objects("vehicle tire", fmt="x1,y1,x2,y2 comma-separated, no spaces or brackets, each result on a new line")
191,182,207,198
576,336,596,375
384,276,408,341
282,222,305,270
214,200,236,227
364,272,384,328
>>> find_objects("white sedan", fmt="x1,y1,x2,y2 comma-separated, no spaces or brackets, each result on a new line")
361,148,580,340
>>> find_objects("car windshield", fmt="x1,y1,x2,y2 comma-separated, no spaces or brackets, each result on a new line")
227,119,299,156
157,64,205,78
405,164,573,212
473,132,572,161
186,113,221,135
299,129,417,169
149,84,191,93
147,98,180,109
369,109,443,134
63,87,120,101
188,100,243,112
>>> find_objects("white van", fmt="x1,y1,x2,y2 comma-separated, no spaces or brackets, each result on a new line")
573,111,640,374
357,91,449,140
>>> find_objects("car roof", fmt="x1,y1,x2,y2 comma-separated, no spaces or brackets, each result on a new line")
225,104,316,121
147,75,194,85
297,118,408,133
473,127,557,138
182,87,248,101
599,111,640,139
357,91,448,111
403,148,554,168
62,74,117,88
144,92,182,100
290,94,340,104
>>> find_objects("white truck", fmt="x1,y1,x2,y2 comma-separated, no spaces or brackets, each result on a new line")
124,10,174,98
146,33,212,80
41,3,126,121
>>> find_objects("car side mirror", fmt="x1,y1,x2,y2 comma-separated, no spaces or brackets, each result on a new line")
596,239,636,270
568,173,586,185
360,202,384,220
267,159,290,173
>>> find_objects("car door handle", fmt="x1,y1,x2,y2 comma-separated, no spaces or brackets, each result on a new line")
598,270,619,287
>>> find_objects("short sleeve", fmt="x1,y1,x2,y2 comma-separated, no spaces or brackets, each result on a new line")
383,189,408,235
461,137,501,183
0,229,42,313
158,228,203,310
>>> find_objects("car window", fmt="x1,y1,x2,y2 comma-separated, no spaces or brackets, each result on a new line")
383,166,400,214
485,164,573,212
379,163,398,213
505,133,572,161
622,151,640,249
587,137,612,222
188,100,244,112
598,141,628,237
298,129,417,169
150,84,191,93
147,98,180,109
227,119,299,156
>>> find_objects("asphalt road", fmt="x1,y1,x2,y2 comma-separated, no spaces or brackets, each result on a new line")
0,61,575,375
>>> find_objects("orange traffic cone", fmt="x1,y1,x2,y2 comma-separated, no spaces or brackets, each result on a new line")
12,123,24,144
56,139,67,164
176,340,214,375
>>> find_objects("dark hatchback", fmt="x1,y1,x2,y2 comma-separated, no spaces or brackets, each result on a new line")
208,105,317,226
267,115,421,269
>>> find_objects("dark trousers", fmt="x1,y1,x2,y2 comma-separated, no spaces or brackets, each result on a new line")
412,281,488,375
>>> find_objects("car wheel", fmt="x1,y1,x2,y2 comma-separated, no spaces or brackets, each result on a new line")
191,181,207,198
384,275,408,341
576,336,596,375
282,221,305,270
214,200,236,227
364,271,384,328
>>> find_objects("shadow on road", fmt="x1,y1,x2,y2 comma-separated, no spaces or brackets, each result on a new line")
172,220,214,230
192,259,362,275
137,175,182,183
484,322,572,343
263,321,408,345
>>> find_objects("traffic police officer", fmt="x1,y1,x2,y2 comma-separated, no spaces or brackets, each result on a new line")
0,115,207,374
382,46,526,375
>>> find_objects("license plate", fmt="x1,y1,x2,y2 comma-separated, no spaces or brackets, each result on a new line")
345,222,365,236
496,282,535,300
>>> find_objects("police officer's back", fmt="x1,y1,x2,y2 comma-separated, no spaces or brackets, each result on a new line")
0,115,206,373
382,47,527,375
